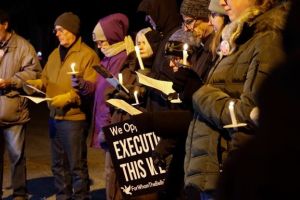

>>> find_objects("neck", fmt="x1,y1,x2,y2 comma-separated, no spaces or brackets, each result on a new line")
0,32,12,43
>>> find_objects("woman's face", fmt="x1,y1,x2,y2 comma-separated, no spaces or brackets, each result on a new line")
136,34,153,59
209,13,225,32
95,40,110,53
220,0,256,21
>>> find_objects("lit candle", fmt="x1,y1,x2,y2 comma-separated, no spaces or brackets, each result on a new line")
228,101,238,125
182,43,188,65
135,46,145,70
118,73,123,85
70,62,76,73
134,90,139,105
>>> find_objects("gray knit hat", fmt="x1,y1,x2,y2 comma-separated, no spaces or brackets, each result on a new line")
54,12,80,35
209,0,226,15
180,0,210,19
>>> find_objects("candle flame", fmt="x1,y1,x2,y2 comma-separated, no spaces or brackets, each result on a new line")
70,63,76,73
183,43,189,51
229,101,235,108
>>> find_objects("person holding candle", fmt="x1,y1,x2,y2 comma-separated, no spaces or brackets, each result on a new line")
25,12,99,199
150,1,229,199
90,13,141,200
184,0,288,199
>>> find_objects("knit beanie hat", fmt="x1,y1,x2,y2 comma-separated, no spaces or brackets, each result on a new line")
180,0,210,19
209,0,226,15
54,12,80,35
165,29,197,57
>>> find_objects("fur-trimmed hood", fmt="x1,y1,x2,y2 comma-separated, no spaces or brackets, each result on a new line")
250,2,290,33
220,2,289,57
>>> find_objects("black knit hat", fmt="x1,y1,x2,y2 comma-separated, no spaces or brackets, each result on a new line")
54,12,80,35
180,0,210,19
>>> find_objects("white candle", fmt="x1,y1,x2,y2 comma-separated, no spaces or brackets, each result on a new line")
228,101,238,125
70,62,76,73
182,43,188,65
135,46,145,70
134,90,139,105
118,73,123,85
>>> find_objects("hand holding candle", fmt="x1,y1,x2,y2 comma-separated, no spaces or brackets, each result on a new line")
135,46,145,70
223,100,247,129
182,43,188,65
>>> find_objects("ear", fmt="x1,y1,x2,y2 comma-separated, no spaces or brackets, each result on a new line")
3,22,9,31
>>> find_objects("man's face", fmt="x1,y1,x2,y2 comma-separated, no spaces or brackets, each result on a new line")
0,22,8,42
54,25,76,48
182,15,212,40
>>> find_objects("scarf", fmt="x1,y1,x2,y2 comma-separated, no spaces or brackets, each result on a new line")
101,36,135,57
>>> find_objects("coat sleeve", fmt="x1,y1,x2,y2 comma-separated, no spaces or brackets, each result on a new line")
11,43,42,89
77,52,100,96
192,31,284,131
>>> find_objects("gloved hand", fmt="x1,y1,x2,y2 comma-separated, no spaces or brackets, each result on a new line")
152,151,167,169
26,79,43,90
50,90,80,109
71,75,94,96
112,84,146,104
0,78,11,89
172,67,191,93
250,106,259,126
71,75,80,89
137,68,151,76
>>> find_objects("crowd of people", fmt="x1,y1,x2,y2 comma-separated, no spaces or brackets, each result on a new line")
0,0,296,199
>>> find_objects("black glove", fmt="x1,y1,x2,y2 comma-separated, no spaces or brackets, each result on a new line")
112,84,146,104
172,67,191,93
152,150,167,169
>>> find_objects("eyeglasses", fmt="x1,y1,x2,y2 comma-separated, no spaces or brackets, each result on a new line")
53,27,65,34
182,18,196,30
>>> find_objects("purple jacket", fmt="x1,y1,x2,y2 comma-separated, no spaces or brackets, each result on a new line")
91,13,129,148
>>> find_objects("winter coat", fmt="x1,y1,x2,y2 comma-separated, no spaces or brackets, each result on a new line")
138,0,182,111
184,4,287,191
42,37,99,120
90,14,131,148
0,32,41,125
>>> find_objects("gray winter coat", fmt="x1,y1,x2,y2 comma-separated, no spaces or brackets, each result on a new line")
184,4,288,191
0,32,41,125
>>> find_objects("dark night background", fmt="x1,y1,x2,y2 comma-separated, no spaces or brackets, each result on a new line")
1,0,151,65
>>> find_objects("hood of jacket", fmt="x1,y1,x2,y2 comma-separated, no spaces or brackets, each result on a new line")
138,0,181,34
98,13,129,45
250,2,289,34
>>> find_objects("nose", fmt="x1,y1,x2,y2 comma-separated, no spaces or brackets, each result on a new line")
219,0,227,6
182,25,190,32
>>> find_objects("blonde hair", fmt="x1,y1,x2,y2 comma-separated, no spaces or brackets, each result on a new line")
210,16,228,59
221,0,278,56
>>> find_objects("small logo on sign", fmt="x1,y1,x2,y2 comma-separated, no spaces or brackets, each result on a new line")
121,185,132,195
